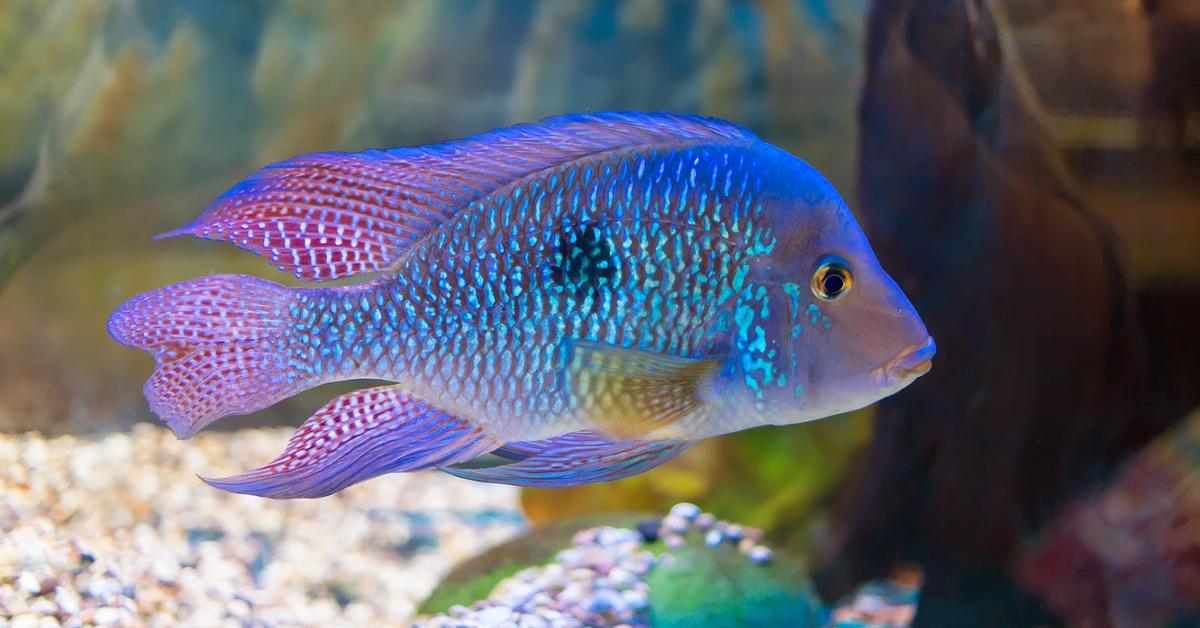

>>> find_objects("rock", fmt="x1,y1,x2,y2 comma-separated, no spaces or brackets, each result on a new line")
647,544,821,627
660,516,689,535
668,503,701,521
475,605,514,623
635,518,660,543
9,614,39,628
747,546,774,564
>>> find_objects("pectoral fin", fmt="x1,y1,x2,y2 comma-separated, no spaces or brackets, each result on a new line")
565,340,722,439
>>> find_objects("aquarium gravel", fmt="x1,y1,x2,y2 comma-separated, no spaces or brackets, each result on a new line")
418,503,779,627
0,424,525,626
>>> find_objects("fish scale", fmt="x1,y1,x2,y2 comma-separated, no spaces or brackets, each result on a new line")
287,145,772,441
270,146,768,441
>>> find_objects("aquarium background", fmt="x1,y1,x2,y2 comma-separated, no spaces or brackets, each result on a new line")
1,0,1198,625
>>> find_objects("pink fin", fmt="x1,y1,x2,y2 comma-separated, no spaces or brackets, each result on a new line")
204,386,498,498
443,429,689,487
107,275,307,438
166,112,758,281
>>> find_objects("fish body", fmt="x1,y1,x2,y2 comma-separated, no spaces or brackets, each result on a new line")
109,112,934,497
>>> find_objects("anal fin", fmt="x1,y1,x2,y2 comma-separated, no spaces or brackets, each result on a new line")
204,386,497,498
442,430,690,487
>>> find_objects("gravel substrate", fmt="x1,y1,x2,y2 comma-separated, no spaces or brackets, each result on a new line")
418,503,778,628
0,424,525,626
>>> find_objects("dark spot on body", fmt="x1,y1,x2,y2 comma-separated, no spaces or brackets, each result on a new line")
548,223,618,312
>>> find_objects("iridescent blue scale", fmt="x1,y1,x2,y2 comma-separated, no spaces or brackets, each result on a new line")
290,144,780,440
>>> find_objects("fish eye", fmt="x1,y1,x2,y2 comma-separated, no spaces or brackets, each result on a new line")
811,256,853,302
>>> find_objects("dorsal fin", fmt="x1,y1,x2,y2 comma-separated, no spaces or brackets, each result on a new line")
162,112,759,281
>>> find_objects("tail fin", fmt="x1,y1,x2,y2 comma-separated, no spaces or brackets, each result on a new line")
107,275,311,438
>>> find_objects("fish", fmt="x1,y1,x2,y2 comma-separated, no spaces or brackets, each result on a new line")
107,111,935,498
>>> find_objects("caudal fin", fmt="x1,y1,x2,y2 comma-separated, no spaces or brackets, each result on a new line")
107,275,311,438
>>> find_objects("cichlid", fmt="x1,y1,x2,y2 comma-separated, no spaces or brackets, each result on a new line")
108,112,935,498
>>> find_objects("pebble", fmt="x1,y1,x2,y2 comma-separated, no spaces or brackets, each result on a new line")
635,518,660,543
475,605,514,623
747,545,774,564
694,513,716,530
661,515,689,535
0,425,524,625
418,505,782,627
668,502,701,521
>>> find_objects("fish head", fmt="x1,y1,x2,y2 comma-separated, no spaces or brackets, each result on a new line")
735,157,935,424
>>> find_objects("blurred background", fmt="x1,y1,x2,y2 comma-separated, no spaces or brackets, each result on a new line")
1,0,1198,625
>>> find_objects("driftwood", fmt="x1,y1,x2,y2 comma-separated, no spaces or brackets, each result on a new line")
817,0,1179,623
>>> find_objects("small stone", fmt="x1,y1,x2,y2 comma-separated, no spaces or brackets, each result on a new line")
555,548,583,567
724,524,745,541
558,582,589,605
475,605,514,623
704,529,724,547
738,538,756,553
663,534,685,549
605,567,636,590
53,588,81,616
518,615,550,628
635,518,660,543
668,502,701,521
10,614,38,628
586,588,625,614
92,607,124,626
660,515,689,535
595,527,637,547
747,545,773,564
571,528,597,547
567,568,595,581
17,572,42,595
694,513,716,530
448,604,469,618
29,597,58,615
622,587,649,611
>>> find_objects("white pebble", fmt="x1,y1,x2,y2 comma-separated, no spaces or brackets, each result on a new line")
595,527,638,547
747,545,773,564
605,567,636,590
660,515,689,534
668,502,701,520
17,572,41,595
704,529,724,547
92,607,124,626
474,605,514,623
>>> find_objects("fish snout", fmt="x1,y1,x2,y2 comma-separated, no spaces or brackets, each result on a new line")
876,336,936,389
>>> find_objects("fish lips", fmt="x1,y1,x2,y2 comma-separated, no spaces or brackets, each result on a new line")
875,336,937,391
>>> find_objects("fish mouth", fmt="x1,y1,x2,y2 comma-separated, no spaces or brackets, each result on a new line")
876,336,937,389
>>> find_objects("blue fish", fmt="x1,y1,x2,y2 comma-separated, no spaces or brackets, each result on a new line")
107,112,935,498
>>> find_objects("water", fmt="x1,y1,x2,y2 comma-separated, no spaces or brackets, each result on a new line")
1,1,1197,625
